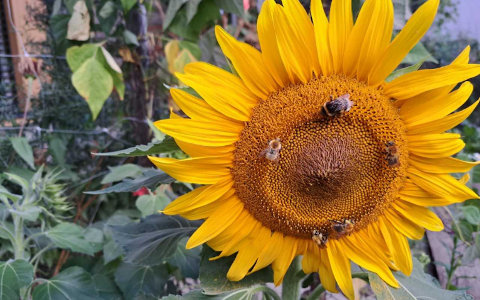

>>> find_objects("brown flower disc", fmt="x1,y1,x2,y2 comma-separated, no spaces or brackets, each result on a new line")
231,75,408,239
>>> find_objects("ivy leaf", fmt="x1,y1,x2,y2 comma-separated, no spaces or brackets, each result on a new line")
10,137,34,169
94,137,179,157
32,267,99,300
0,260,34,300
85,169,174,194
110,214,201,266
199,246,273,295
114,262,170,299
71,57,113,119
45,223,96,255
369,258,473,299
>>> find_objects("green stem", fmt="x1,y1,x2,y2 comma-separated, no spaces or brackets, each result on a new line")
250,285,281,300
282,256,303,300
13,215,25,260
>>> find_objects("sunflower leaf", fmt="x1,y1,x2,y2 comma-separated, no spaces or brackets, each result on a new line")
109,214,201,266
84,169,174,194
369,258,473,299
93,136,179,157
199,245,273,294
0,260,34,300
114,262,170,299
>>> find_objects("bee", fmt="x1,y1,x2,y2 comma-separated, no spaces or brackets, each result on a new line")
323,94,355,117
312,230,328,247
262,138,282,161
330,219,355,237
385,141,400,167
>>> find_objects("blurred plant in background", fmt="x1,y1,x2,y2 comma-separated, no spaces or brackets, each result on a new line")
0,0,479,299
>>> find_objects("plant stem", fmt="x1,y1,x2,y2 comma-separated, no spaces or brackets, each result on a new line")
282,256,303,300
306,283,325,300
12,215,25,260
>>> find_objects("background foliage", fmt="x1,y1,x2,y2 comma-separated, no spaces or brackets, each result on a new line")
0,0,479,299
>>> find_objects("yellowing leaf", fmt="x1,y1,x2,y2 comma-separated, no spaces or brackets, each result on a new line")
173,49,197,74
66,44,99,72
67,0,90,41
165,40,180,74
119,47,135,63
72,57,113,119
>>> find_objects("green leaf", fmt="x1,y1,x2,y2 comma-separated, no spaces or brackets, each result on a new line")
95,137,179,157
46,223,96,255
463,235,480,264
100,47,122,73
110,214,201,266
66,43,99,72
49,14,71,54
92,274,122,300
167,238,201,279
120,0,137,13
72,57,113,119
199,245,273,294
85,169,174,194
9,205,42,222
386,59,425,82
402,42,438,65
163,0,188,29
48,136,67,166
123,30,139,46
114,262,169,299
369,258,473,300
0,260,34,299
32,267,99,300
99,1,116,19
186,0,202,23
101,164,144,184
84,227,104,253
10,137,34,169
136,192,169,217
179,41,202,60
214,0,243,16
461,205,480,225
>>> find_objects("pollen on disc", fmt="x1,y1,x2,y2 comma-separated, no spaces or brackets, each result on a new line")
231,75,408,239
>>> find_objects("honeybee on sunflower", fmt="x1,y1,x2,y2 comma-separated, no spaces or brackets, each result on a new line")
149,0,480,298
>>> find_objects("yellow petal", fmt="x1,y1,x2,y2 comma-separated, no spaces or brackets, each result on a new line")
341,235,398,288
257,0,290,86
170,88,236,123
328,0,353,74
400,81,473,124
302,243,321,274
227,225,271,281
186,197,243,249
179,201,218,220
155,118,241,147
282,0,320,76
326,241,354,300
318,249,338,293
311,0,332,75
272,3,312,83
393,201,444,231
343,0,393,79
408,133,464,158
408,167,479,200
409,155,480,174
368,0,439,85
208,210,257,251
272,236,298,285
385,209,425,240
356,0,394,81
385,64,480,100
164,179,233,214
378,218,413,275
175,139,234,158
215,26,277,99
177,62,257,121
407,100,479,135
148,156,231,184
249,231,283,274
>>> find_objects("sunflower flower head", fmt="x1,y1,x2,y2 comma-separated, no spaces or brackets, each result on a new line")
149,0,480,298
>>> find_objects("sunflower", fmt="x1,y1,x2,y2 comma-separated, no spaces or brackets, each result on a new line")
149,0,480,298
